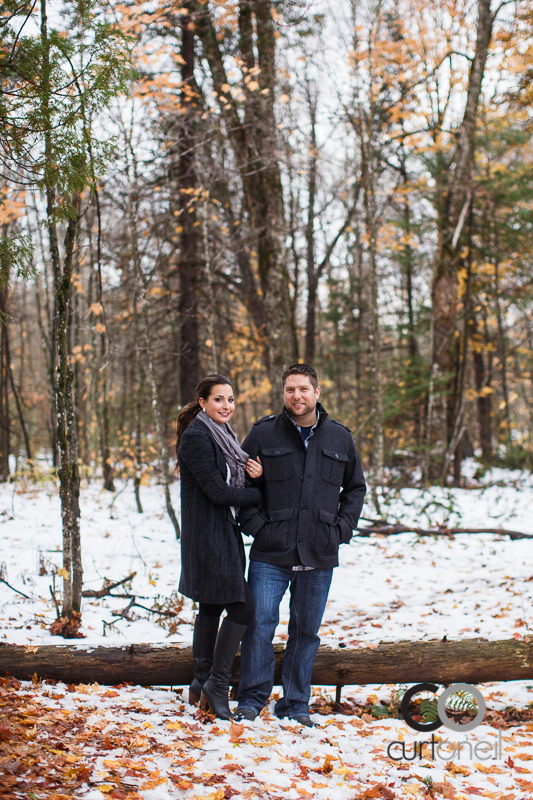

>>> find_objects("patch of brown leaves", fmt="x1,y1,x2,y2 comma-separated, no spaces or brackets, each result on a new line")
49,611,85,639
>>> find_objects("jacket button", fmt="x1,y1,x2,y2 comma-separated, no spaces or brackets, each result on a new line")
275,450,280,454
335,454,339,459
270,516,275,521
300,475,304,480
298,540,303,545
301,508,306,512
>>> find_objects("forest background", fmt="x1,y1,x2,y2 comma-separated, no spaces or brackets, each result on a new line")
1,0,533,620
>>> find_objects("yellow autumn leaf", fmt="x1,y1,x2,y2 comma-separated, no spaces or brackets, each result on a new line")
279,93,290,103
166,720,182,730
57,568,69,579
403,786,423,797
98,786,114,795
88,302,103,316
95,323,106,334
193,791,225,800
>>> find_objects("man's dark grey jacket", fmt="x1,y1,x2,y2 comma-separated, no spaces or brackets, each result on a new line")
238,403,367,569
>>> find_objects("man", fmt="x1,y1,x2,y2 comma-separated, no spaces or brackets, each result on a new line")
235,363,366,726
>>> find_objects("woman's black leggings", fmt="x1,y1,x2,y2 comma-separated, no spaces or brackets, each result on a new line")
198,581,255,626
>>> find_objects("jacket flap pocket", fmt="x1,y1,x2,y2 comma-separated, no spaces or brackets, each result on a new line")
319,508,339,525
322,449,349,462
262,447,294,457
267,507,294,522
242,512,267,537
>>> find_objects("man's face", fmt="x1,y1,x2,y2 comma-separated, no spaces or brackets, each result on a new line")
283,374,320,418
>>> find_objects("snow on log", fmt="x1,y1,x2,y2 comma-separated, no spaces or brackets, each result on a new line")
2,638,533,686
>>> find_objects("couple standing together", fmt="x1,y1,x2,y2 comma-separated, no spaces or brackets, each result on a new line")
176,363,367,726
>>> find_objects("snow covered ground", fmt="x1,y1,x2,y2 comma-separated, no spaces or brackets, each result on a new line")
1,465,533,798
1,465,533,648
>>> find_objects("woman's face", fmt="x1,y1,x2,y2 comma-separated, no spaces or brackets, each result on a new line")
199,384,235,425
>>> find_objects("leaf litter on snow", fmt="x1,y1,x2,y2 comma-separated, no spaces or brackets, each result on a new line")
2,675,533,799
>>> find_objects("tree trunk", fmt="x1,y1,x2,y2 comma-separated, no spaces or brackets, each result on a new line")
4,323,32,462
52,207,83,616
124,119,180,538
359,106,384,485
472,310,492,460
400,162,422,448
100,359,115,491
41,0,82,617
0,286,10,482
3,638,533,687
191,0,291,383
430,0,494,449
178,3,200,404
134,359,144,515
144,326,181,539
304,83,318,365
494,258,511,440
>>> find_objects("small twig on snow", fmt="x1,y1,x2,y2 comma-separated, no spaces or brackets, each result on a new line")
82,571,137,599
49,583,60,620
0,562,30,599
357,521,533,540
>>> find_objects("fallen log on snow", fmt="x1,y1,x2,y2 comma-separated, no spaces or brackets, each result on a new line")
357,523,533,540
2,638,533,687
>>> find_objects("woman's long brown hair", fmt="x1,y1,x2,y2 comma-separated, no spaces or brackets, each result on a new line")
175,374,233,466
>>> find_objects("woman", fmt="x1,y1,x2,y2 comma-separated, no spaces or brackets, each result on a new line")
176,374,263,720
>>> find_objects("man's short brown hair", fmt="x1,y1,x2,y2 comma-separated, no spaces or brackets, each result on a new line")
281,363,319,390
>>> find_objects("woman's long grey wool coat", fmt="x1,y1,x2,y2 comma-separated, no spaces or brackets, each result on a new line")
178,416,262,605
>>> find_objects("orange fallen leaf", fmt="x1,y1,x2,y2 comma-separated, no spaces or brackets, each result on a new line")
140,773,167,790
432,781,456,798
445,762,471,776
473,762,506,773
229,721,245,743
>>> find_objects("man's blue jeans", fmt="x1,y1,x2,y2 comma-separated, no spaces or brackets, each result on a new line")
237,560,333,717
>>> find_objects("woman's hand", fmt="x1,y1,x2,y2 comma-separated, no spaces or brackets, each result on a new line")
246,457,263,479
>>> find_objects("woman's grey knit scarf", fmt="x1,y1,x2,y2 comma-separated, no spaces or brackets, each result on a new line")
197,409,249,488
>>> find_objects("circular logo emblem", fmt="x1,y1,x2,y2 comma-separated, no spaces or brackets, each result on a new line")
401,683,486,732
400,683,442,732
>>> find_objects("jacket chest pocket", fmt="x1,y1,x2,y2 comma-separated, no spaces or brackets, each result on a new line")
322,448,348,485
261,447,294,481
